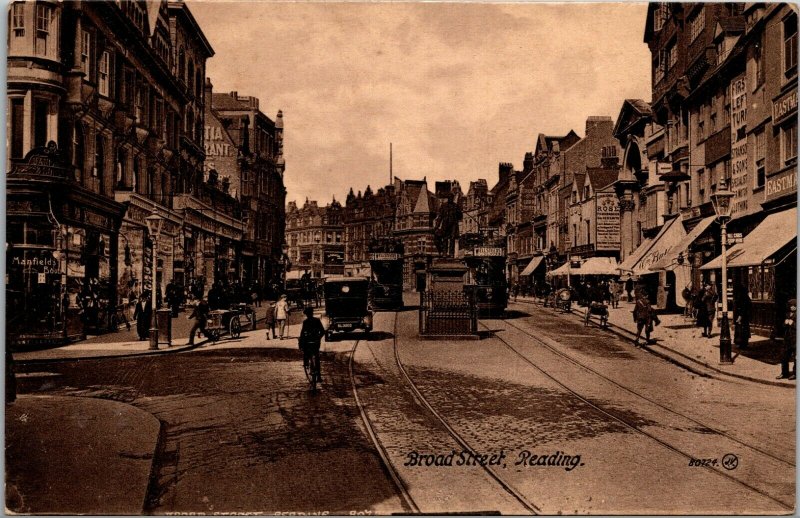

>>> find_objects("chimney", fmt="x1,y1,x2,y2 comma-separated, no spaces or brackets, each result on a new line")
230,91,238,100
499,162,513,184
523,152,534,173
586,116,613,138
205,77,214,102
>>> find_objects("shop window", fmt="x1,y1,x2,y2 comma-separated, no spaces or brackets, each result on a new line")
98,51,110,96
34,99,49,148
11,3,24,37
784,13,798,78
10,97,24,159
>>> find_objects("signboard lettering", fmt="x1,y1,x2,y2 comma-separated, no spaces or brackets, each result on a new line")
730,76,749,216
765,168,798,202
773,90,798,123
204,125,235,157
473,246,505,257
369,253,401,261
595,192,620,250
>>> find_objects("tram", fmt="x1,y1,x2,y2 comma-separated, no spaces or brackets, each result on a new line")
367,238,404,310
464,244,508,317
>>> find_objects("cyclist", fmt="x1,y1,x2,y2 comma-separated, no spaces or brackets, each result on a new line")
298,307,325,380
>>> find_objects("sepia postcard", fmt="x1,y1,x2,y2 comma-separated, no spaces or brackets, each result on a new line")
4,0,797,515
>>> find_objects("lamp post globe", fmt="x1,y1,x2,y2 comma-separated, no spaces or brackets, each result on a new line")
145,210,164,350
711,179,734,364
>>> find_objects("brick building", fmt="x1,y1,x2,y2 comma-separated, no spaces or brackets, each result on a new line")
343,182,398,277
285,199,344,278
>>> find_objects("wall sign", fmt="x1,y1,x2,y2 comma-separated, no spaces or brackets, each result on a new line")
595,192,620,251
765,168,797,202
773,89,798,125
730,75,749,216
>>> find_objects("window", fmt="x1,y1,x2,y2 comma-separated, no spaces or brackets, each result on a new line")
785,13,798,78
10,98,24,159
34,99,49,148
710,112,717,133
116,148,126,188
653,52,665,84
689,9,705,42
653,4,669,33
697,119,705,141
717,38,729,65
80,30,91,76
781,121,798,165
94,135,105,190
35,4,52,55
98,51,110,96
753,36,766,90
12,3,24,37
135,83,143,122
666,40,677,69
698,168,706,203
755,129,766,188
73,124,85,180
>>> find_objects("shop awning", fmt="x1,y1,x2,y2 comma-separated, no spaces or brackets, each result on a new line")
701,207,797,269
617,237,654,275
520,256,544,276
650,216,717,271
547,257,618,276
618,217,687,276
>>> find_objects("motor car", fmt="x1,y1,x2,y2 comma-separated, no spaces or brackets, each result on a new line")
321,276,373,340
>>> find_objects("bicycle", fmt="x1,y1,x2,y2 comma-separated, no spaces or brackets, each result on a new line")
303,347,322,392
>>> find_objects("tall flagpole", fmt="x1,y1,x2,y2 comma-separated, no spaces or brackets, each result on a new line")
389,142,393,185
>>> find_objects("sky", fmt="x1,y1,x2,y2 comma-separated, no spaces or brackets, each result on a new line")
189,1,652,206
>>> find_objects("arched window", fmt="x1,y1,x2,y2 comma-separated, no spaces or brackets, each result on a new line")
73,123,85,182
94,134,105,192
116,147,127,188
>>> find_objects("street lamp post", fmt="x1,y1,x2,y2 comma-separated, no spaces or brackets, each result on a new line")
145,210,164,350
711,179,734,364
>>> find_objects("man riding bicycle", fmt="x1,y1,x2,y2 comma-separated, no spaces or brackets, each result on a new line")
299,307,325,379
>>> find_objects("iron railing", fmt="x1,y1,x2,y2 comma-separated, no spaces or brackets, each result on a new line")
419,288,478,336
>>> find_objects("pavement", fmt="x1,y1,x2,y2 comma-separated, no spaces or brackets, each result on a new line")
6,394,161,514
511,295,795,389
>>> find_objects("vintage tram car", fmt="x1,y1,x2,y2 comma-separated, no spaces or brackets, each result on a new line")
367,237,404,310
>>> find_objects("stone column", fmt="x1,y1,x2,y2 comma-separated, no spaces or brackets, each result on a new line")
618,191,636,261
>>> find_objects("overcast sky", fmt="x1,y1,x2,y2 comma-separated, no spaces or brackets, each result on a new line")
190,2,652,206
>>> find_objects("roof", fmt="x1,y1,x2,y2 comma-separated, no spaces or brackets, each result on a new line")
585,169,619,191
571,173,586,191
212,92,253,111
535,131,580,156
613,99,654,138
168,1,215,57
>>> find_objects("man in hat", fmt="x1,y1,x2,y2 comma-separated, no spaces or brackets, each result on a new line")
275,294,290,339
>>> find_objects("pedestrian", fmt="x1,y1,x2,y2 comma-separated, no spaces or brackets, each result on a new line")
777,299,796,380
609,279,620,309
733,284,752,350
512,282,520,302
276,294,290,339
187,298,211,345
625,277,634,302
633,290,659,347
700,282,717,338
264,300,277,340
299,306,326,370
208,282,223,310
133,291,152,341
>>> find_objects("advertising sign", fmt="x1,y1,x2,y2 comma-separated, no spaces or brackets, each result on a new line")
369,253,401,261
595,192,620,250
730,75,749,216
765,167,797,202
473,246,505,257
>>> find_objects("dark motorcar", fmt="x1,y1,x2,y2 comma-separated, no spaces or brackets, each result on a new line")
322,277,373,340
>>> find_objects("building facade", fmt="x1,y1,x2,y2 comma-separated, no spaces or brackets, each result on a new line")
343,182,398,277
285,199,344,278
6,0,215,346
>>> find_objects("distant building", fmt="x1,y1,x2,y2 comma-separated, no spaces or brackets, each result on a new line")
343,182,398,277
394,179,438,290
285,199,344,278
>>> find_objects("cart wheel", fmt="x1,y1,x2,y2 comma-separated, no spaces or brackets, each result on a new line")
325,331,334,342
209,330,219,342
230,316,242,339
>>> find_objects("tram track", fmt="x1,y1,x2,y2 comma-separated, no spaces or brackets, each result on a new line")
480,317,794,511
499,316,795,469
348,311,541,515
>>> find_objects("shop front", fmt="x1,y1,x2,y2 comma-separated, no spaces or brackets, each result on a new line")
702,207,797,336
7,145,126,347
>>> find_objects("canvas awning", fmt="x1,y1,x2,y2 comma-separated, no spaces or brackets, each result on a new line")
520,256,545,276
701,207,797,270
650,216,717,271
547,257,618,276
617,237,654,274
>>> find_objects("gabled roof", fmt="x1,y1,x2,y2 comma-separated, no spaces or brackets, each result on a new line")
585,168,619,191
613,99,653,138
413,181,432,213
535,131,580,157
714,16,746,39
570,173,586,192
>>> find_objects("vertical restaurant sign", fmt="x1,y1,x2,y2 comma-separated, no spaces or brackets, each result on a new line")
203,110,240,193
595,192,620,250
730,75,749,216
